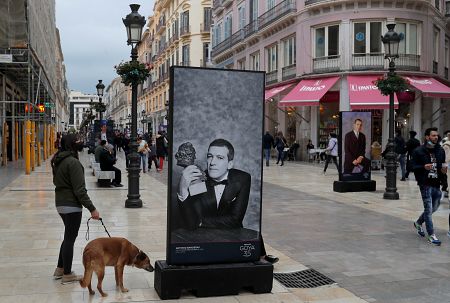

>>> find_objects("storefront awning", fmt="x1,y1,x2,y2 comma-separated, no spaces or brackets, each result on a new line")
264,83,294,100
348,75,398,110
279,76,339,107
404,76,450,98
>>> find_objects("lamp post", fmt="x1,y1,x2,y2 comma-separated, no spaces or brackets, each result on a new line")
96,80,105,121
382,24,401,200
123,4,146,208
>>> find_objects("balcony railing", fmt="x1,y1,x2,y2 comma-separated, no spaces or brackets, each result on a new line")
445,67,449,79
313,55,341,73
266,70,278,85
243,19,259,38
213,0,224,13
156,18,166,34
258,0,296,30
201,22,212,33
169,32,179,45
180,25,191,36
158,42,167,56
395,54,420,71
433,60,438,74
282,64,296,80
352,53,384,70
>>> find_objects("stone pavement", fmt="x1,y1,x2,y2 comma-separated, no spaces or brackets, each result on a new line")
0,150,449,302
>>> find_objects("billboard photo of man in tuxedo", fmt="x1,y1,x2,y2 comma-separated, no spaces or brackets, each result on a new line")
343,118,371,175
176,138,251,230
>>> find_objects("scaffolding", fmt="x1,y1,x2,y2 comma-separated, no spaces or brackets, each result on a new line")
0,0,61,167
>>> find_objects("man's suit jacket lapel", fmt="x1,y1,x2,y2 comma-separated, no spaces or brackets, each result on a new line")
217,174,237,213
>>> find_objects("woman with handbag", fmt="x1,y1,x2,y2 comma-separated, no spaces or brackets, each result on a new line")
323,133,339,174
274,131,287,166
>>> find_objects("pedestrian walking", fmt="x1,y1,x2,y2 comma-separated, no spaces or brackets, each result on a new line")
263,131,274,167
323,133,338,174
51,133,100,283
156,131,167,171
405,130,421,179
412,127,447,245
443,131,450,201
395,130,407,181
148,139,159,170
274,131,287,166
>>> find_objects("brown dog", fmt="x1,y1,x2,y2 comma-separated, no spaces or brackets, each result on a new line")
79,237,154,297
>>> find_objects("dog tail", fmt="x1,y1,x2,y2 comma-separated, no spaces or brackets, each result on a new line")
79,253,93,288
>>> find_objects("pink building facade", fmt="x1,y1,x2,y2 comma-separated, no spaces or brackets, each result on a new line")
212,0,450,160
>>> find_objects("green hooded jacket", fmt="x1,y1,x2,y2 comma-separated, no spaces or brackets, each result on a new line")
52,151,96,212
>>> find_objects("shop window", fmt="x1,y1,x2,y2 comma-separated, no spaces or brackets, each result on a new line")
319,101,339,149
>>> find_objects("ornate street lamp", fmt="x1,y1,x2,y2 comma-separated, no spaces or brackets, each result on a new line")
123,4,146,208
96,80,105,120
381,24,401,200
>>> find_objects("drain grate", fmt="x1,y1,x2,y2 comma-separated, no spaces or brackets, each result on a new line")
274,269,335,288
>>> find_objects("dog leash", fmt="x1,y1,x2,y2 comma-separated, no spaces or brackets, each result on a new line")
85,217,111,241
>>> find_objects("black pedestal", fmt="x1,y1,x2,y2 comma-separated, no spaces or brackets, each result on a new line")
154,260,273,300
333,180,376,192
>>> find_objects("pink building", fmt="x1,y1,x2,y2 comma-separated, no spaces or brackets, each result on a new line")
212,0,450,159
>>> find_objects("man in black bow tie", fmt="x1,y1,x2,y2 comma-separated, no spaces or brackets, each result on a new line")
177,138,251,230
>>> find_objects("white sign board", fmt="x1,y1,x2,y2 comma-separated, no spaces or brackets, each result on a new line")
0,54,13,63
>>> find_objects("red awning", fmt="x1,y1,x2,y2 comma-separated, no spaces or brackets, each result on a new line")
348,75,398,110
264,83,294,100
404,76,450,98
279,76,339,107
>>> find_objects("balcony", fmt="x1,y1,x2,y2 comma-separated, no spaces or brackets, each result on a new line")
433,60,438,74
158,42,167,56
266,70,278,85
213,0,224,13
201,22,212,33
352,53,384,71
395,54,420,71
243,20,259,38
156,18,166,35
258,0,296,31
282,64,296,80
313,55,341,73
169,32,179,45
180,25,191,37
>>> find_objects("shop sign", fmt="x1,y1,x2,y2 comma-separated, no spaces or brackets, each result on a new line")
355,32,365,41
0,54,13,63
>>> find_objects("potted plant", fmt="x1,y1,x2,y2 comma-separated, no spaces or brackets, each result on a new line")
373,74,409,96
115,60,150,86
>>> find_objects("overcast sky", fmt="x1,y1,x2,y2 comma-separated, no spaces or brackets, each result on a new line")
56,0,155,94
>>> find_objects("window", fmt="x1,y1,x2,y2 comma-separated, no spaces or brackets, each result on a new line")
237,58,246,70
250,52,260,70
353,22,381,54
215,22,222,45
434,28,440,62
182,45,190,65
224,14,232,39
203,43,210,65
238,5,246,30
250,0,258,22
315,25,339,58
282,36,296,66
204,7,212,28
266,44,278,72
445,39,449,68
181,11,189,33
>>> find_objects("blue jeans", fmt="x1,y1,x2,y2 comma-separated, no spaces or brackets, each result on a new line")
398,154,406,179
276,149,284,164
417,185,442,236
264,148,271,163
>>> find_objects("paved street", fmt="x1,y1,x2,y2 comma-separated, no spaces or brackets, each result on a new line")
1,151,450,302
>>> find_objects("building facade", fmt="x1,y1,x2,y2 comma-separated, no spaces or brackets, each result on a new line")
68,91,99,131
212,0,450,160
104,77,130,132
138,0,213,135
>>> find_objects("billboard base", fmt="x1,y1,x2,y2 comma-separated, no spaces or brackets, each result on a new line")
333,180,376,192
154,260,273,299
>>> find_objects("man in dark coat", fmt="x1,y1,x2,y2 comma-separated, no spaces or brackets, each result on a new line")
177,138,251,230
405,130,421,179
343,119,370,174
263,131,274,166
99,144,123,187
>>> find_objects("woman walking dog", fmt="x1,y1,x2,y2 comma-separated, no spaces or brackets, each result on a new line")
51,133,100,284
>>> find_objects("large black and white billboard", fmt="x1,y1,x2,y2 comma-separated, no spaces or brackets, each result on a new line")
167,67,265,265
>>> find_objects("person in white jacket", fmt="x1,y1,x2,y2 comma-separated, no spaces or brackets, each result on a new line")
323,133,339,174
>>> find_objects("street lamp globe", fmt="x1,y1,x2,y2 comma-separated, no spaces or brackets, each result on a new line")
96,80,105,96
381,24,400,59
122,4,146,49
